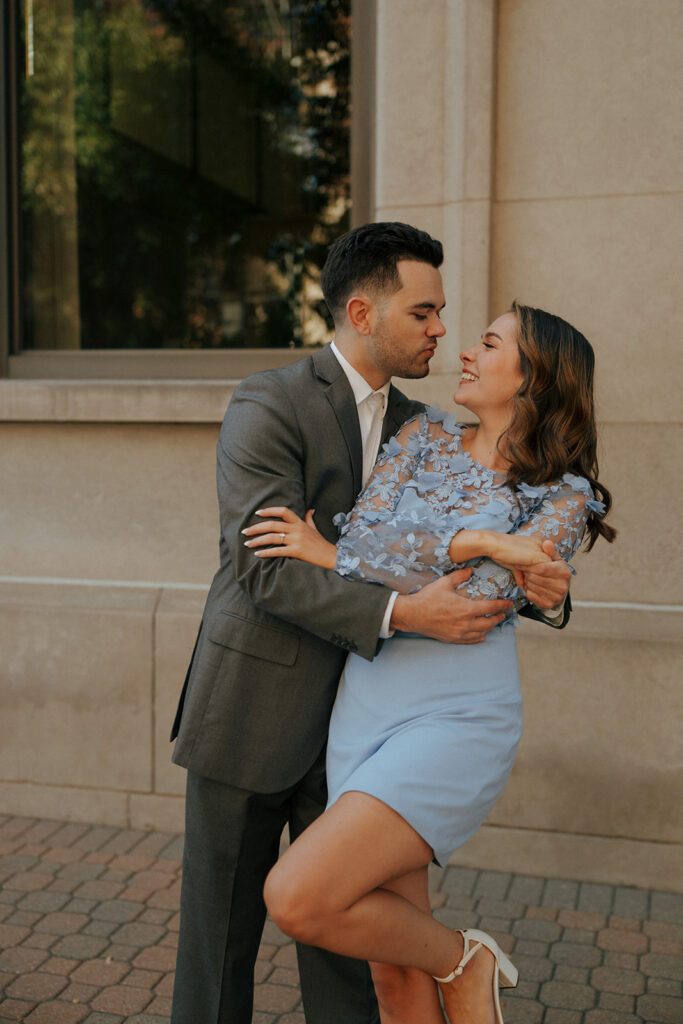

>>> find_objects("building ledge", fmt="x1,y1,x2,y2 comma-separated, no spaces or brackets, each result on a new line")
0,379,239,423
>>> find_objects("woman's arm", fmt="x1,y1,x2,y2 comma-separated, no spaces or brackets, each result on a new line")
449,477,595,605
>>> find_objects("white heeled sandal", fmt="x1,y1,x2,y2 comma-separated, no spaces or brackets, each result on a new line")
433,928,518,1024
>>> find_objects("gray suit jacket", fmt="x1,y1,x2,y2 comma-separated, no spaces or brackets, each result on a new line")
171,345,423,793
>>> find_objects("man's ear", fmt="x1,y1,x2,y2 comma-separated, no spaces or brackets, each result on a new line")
346,295,374,335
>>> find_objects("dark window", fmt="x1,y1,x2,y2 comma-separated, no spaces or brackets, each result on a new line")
17,0,350,351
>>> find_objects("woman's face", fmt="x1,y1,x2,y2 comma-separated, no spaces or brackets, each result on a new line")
454,312,524,418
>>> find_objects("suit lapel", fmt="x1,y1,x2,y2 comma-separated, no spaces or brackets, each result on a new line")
313,346,363,494
382,385,425,445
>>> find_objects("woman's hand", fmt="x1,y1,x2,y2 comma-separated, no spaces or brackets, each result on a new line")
242,507,337,569
449,529,552,588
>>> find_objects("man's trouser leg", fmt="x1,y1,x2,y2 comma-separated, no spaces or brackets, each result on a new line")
289,751,380,1024
171,770,288,1024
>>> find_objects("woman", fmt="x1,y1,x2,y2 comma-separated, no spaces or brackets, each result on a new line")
242,301,615,1024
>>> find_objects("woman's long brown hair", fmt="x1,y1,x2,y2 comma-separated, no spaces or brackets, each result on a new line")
502,301,616,549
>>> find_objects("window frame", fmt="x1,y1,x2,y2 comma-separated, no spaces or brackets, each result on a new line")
1,0,375,383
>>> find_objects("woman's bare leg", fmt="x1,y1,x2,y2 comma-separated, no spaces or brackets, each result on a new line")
369,867,445,1024
264,792,499,1023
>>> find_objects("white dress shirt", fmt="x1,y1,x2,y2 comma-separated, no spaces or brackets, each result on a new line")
331,342,397,637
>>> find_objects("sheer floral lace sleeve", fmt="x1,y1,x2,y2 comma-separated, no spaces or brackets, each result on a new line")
335,410,475,594
334,406,602,613
459,474,597,608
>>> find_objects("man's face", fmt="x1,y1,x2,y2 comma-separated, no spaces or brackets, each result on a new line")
367,260,446,379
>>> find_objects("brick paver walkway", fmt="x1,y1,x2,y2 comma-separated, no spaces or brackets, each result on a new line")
0,815,681,1023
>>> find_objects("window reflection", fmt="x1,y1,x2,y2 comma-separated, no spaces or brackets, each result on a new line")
20,0,350,350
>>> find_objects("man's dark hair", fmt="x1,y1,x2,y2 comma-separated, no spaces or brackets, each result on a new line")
320,222,443,323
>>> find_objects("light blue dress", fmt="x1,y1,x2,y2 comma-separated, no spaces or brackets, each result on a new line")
326,409,599,865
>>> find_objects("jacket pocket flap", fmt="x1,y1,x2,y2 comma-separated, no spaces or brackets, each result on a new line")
207,611,299,667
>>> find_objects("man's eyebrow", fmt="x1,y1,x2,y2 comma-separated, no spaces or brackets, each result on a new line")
411,301,446,311
481,330,503,341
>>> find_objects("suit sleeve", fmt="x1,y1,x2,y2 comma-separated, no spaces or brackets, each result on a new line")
216,372,392,661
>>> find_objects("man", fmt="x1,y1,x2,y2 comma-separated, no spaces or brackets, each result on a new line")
170,222,570,1024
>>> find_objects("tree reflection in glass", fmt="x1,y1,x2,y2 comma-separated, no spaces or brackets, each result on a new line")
20,0,350,350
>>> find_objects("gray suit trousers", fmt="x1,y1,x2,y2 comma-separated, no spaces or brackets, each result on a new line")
171,760,379,1024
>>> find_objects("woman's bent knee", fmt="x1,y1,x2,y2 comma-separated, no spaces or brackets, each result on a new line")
263,861,324,945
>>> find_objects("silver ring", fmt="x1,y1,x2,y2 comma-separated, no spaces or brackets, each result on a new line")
280,533,285,543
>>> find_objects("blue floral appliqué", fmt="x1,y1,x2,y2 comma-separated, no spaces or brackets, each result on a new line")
335,407,594,623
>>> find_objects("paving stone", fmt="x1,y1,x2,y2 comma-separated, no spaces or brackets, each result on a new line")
0,857,39,876
64,898,98,915
57,865,104,884
508,875,544,905
91,984,154,1015
41,956,80,976
91,901,144,924
123,967,162,989
5,911,41,928
596,927,649,954
81,1014,124,1024
109,923,165,948
277,1015,305,1024
72,829,120,853
636,994,683,1023
472,872,512,901
640,953,683,981
612,886,649,919
6,970,68,1000
544,1010,583,1024
512,918,562,942
608,915,642,933
22,933,55,950
603,951,639,970
83,920,119,938
158,836,184,862
479,916,513,935
514,939,549,958
505,979,539,999
3,874,49,894
554,965,590,984
543,880,579,910
16,891,70,914
558,909,607,932
0,997,36,1019
73,881,124,902
106,945,138,963
540,980,597,1010
578,884,615,915
440,866,479,896
34,912,89,936
647,977,683,997
24,1002,90,1023
644,921,683,944
253,982,301,1014
0,947,48,973
57,980,100,1003
71,959,131,987
526,906,559,922
47,825,91,849
125,1017,171,1024
510,952,553,982
650,893,683,926
143,996,171,1016
550,941,602,968
584,1010,639,1024
591,965,646,995
0,894,20,908
131,947,177,973
50,935,109,960
598,991,636,1012
268,965,303,988
434,906,480,930
498,995,543,1022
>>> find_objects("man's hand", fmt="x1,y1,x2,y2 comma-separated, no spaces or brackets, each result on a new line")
520,540,571,610
390,569,513,644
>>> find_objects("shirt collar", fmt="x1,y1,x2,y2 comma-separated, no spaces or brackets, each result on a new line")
331,341,390,407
